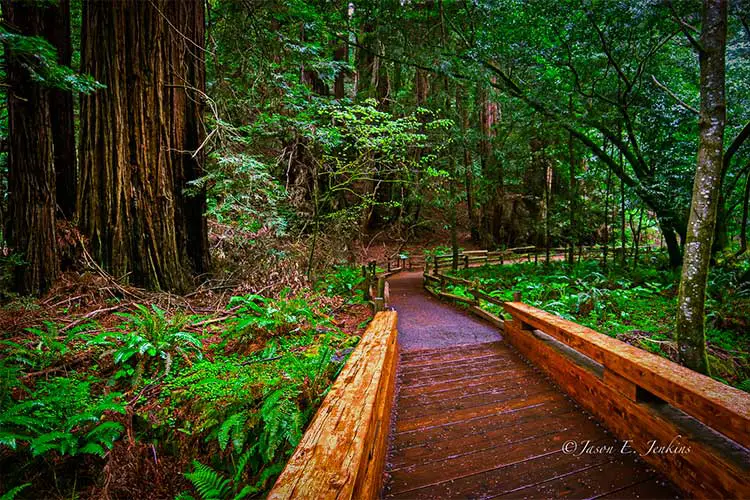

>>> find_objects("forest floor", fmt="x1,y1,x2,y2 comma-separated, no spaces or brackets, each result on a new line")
0,234,373,498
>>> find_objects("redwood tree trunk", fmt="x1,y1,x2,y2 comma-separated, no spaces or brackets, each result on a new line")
44,0,76,220
676,0,727,374
3,0,59,295
79,0,208,292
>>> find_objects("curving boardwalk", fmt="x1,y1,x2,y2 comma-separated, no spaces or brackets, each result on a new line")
383,272,680,499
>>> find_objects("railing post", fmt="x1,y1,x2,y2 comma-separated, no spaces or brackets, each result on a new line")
464,254,469,269
433,256,438,276
362,265,370,300
513,291,522,302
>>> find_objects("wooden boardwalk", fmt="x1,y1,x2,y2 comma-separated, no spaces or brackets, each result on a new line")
270,267,748,499
384,342,679,499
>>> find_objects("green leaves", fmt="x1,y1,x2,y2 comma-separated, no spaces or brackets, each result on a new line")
0,28,103,93
0,376,125,458
90,304,204,385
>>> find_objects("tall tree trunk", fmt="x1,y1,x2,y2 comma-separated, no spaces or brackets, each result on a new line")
478,82,499,247
3,0,59,295
568,129,576,265
676,0,727,375
173,0,210,275
43,0,76,220
620,167,626,266
79,0,208,292
736,168,750,256
603,160,611,268
333,43,347,99
457,85,478,242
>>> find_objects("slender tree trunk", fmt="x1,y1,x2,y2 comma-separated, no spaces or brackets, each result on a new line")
676,0,727,375
545,165,551,264
568,128,576,265
79,0,208,292
736,168,750,256
457,86,478,242
620,168,626,266
603,161,611,267
3,0,59,295
43,0,76,220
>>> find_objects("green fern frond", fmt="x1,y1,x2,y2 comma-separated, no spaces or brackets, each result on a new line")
184,461,232,500
0,483,30,500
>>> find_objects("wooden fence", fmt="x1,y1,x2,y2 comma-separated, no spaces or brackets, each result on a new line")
360,260,402,312
503,302,749,499
268,311,399,500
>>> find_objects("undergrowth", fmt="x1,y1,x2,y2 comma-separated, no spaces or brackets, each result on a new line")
0,266,368,498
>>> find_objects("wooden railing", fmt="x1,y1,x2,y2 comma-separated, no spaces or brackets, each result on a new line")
502,302,749,499
360,259,405,312
268,311,399,500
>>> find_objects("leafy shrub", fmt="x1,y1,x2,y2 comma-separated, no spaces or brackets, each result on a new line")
224,291,328,339
315,265,364,298
0,376,125,457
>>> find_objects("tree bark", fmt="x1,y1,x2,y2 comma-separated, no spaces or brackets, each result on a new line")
43,0,76,220
567,99,577,265
457,85,478,242
676,0,727,375
736,167,750,257
79,0,209,292
3,0,59,295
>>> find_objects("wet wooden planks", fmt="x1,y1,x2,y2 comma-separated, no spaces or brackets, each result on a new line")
384,341,679,499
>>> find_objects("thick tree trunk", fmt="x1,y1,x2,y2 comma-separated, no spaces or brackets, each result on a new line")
676,0,727,375
42,0,76,220
79,0,208,292
3,0,59,295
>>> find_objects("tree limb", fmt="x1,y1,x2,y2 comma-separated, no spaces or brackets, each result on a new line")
651,75,699,115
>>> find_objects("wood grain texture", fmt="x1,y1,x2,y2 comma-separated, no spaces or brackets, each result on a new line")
502,303,750,499
267,311,398,500
504,301,750,447
384,341,678,499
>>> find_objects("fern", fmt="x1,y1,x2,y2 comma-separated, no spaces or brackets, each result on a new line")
0,483,30,500
0,376,125,457
90,303,204,385
184,458,261,500
185,460,233,500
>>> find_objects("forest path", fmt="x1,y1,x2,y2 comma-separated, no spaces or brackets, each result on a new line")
386,271,501,350
382,271,679,499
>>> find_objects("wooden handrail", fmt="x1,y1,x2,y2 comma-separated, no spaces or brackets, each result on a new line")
503,302,750,499
504,302,749,446
268,312,398,500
